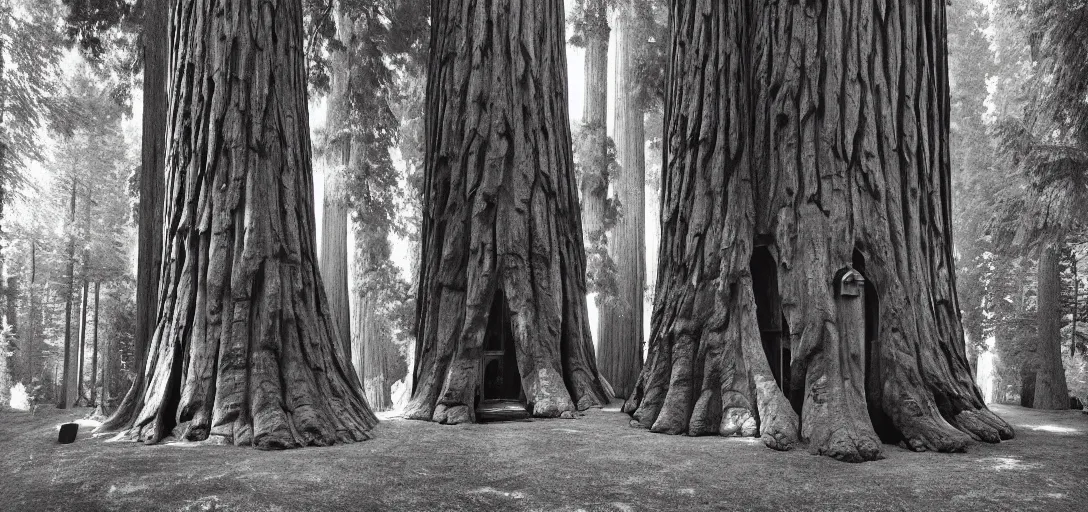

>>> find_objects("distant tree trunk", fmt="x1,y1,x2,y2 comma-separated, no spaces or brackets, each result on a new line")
4,276,17,335
598,0,645,399
354,225,392,411
26,241,36,386
58,180,76,409
98,0,376,448
90,282,100,406
320,3,355,365
406,0,610,423
579,0,610,255
76,277,88,404
1033,243,1069,409
3,275,18,399
579,4,608,236
1070,255,1078,357
134,0,167,392
0,37,7,264
624,0,1013,462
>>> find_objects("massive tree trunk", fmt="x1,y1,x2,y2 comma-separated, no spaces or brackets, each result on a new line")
98,0,377,448
578,0,611,265
353,224,393,411
624,0,1014,462
1033,242,1069,409
320,3,355,366
134,0,168,383
598,0,646,399
58,180,76,409
406,0,611,423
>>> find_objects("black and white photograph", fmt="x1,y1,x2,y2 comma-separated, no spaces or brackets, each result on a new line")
1,0,1086,510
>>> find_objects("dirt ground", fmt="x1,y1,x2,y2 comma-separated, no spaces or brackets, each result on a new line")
1,403,1085,511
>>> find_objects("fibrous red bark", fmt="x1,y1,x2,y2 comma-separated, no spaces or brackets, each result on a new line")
624,0,1014,462
406,0,611,423
99,0,376,448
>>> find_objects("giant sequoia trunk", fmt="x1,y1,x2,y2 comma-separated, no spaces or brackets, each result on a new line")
353,224,393,411
598,0,646,399
135,0,167,378
1033,242,1069,409
578,0,610,246
319,3,355,366
624,0,1013,462
406,0,611,423
98,0,376,448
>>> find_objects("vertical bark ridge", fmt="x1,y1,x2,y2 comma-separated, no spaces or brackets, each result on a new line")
98,0,377,449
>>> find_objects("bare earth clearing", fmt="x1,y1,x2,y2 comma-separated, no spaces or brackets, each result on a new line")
1,403,1085,511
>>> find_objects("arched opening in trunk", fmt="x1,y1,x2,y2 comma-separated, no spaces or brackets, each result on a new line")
476,290,528,422
751,246,792,399
852,249,901,443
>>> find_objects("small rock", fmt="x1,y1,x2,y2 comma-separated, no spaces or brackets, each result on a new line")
560,411,575,419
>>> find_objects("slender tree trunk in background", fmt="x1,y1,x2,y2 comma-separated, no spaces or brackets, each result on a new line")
134,0,167,389
4,277,17,335
76,277,88,404
0,279,12,407
579,0,610,256
1072,256,1078,357
1033,243,1069,409
3,275,18,399
624,0,1013,462
90,282,100,406
26,241,36,386
320,3,355,366
406,0,610,423
76,184,92,404
0,39,7,264
354,225,392,411
967,341,979,380
598,0,645,399
58,180,76,409
98,0,376,448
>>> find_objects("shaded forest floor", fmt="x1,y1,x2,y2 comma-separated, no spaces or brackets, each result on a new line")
1,403,1085,511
